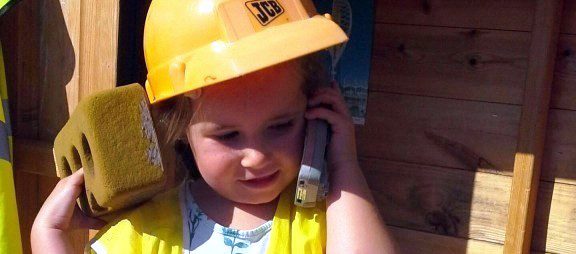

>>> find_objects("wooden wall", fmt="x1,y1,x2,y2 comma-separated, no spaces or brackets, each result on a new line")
359,0,576,253
0,0,143,253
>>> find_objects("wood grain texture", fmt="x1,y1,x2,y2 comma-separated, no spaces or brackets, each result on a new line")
357,92,520,174
561,0,576,35
0,0,43,139
374,0,535,31
13,170,40,254
370,24,530,104
362,159,510,243
13,139,56,177
59,0,81,114
389,225,505,254
361,158,576,253
504,1,563,253
358,94,576,184
551,34,576,110
77,0,120,106
0,0,121,252
542,109,576,185
37,0,76,140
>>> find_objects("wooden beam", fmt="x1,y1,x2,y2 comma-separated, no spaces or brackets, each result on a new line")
388,225,505,254
370,24,530,105
357,92,521,175
13,139,56,177
504,1,563,253
362,158,576,253
61,0,120,113
374,0,534,32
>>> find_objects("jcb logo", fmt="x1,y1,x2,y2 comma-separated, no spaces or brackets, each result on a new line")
245,0,284,26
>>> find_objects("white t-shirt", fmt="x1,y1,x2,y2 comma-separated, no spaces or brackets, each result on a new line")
180,181,273,254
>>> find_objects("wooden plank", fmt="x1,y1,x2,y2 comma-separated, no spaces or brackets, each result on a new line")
374,0,534,31
357,95,576,185
37,0,77,140
560,0,576,35
13,139,56,177
542,109,576,185
362,159,510,243
59,0,81,114
0,0,43,139
531,180,576,253
504,1,563,253
56,0,121,249
370,24,530,104
13,170,40,254
77,0,120,101
58,0,120,113
357,92,520,174
550,34,576,110
361,158,576,253
1,0,121,253
388,226,504,254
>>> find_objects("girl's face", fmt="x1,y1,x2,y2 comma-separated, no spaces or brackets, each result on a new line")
187,61,307,204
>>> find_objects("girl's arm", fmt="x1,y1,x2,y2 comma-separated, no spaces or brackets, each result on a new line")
306,83,396,253
31,168,105,253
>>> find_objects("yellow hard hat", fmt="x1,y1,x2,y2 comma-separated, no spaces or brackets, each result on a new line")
144,0,348,103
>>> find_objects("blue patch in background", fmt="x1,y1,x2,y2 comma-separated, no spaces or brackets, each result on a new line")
313,0,374,124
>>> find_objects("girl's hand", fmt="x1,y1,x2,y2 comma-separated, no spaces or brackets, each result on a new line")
308,83,398,253
305,82,358,173
31,168,106,253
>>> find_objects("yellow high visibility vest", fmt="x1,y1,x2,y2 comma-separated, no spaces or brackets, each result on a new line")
0,36,23,254
89,185,326,253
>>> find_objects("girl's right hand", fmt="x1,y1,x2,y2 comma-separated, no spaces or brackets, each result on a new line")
31,168,106,253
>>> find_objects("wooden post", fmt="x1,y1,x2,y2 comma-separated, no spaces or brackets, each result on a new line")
60,0,120,112
2,0,120,253
503,1,563,253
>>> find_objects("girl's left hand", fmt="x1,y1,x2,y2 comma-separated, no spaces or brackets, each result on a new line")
305,82,358,173
33,168,106,231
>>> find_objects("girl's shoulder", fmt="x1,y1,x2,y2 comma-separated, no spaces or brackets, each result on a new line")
88,186,184,254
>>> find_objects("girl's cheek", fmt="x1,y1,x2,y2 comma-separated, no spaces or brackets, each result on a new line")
273,129,305,160
193,139,238,163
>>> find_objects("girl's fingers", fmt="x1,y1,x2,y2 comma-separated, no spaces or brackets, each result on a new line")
36,168,85,230
53,168,85,205
72,206,107,230
308,89,351,118
67,168,85,185
306,107,353,134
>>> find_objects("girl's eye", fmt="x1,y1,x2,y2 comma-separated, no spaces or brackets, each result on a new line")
270,121,294,131
215,131,239,141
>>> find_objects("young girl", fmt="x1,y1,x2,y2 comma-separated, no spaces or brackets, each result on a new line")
31,0,396,253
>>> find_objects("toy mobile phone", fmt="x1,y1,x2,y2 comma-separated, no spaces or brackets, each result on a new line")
294,52,333,208
293,36,344,208
294,0,351,207
294,117,330,207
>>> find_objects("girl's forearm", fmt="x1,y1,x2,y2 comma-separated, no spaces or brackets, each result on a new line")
326,164,396,254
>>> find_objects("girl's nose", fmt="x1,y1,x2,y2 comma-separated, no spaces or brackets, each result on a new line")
241,147,270,169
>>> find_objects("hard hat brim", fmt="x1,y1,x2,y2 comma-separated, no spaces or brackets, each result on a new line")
146,15,349,103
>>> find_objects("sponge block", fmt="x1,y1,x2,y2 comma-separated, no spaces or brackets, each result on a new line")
53,83,166,218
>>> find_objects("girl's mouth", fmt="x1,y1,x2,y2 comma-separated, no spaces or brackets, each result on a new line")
240,171,279,188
